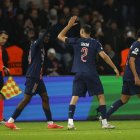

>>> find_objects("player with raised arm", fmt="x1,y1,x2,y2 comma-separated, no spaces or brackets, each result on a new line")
106,29,140,119
58,16,119,130
5,29,64,130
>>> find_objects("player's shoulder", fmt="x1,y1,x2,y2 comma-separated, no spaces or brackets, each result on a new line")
131,41,140,49
30,39,38,48
68,37,79,40
90,38,101,45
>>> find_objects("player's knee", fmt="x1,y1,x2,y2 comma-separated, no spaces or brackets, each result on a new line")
97,94,105,101
41,93,49,103
121,99,129,104
22,97,31,104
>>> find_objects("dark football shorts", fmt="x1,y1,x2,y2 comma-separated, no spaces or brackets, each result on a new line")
25,78,47,96
122,80,140,95
72,72,104,97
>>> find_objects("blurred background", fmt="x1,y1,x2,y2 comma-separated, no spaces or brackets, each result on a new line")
1,0,140,76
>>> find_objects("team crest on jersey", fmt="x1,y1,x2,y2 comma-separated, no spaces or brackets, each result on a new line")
81,42,89,47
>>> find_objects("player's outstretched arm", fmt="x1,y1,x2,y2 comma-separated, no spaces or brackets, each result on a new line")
99,51,120,78
129,57,140,86
57,16,77,43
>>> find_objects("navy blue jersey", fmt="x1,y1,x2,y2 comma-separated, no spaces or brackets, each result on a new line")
123,41,140,81
26,31,47,79
66,38,103,73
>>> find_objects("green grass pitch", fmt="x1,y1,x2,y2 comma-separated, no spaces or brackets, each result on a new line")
0,121,140,140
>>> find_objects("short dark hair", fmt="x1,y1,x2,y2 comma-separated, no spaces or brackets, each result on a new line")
81,24,92,34
0,30,8,35
137,29,140,38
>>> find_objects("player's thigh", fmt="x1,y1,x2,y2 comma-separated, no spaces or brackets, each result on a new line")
37,80,48,95
72,74,87,97
24,78,38,96
120,94,130,104
86,77,104,96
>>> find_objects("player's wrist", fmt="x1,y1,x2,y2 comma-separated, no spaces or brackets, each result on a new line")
67,24,72,28
113,67,117,70
134,75,139,78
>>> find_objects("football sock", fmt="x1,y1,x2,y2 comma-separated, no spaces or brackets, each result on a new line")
68,119,74,125
68,105,76,125
43,108,52,121
99,105,107,119
107,99,124,119
101,119,108,125
0,99,4,120
11,108,23,120
47,121,53,125
8,117,14,123
68,105,76,119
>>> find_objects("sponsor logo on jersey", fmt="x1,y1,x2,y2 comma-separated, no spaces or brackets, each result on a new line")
81,42,89,47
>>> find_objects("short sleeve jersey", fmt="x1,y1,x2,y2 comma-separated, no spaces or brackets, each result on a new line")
26,30,47,79
66,37,103,74
123,41,140,81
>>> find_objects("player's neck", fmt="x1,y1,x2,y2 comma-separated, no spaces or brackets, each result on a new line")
82,35,91,39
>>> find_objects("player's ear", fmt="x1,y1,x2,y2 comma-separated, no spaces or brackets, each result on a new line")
81,30,83,34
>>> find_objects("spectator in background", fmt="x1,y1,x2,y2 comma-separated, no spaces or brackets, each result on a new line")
26,0,39,13
81,13,91,25
91,10,104,25
44,48,63,76
14,12,25,44
39,0,50,28
98,43,120,75
48,8,58,26
0,7,7,30
3,0,18,18
53,0,65,11
121,0,136,27
63,6,71,20
101,0,122,25
24,18,34,31
28,8,41,30
94,20,105,43
2,0,23,44
104,20,123,53
71,7,80,16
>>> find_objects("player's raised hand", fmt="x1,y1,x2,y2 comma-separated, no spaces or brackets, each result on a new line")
134,76,140,86
67,16,78,27
114,68,119,78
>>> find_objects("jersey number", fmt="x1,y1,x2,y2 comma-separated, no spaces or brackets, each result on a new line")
81,47,88,62
132,48,139,55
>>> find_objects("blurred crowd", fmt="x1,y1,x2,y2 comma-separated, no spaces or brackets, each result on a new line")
0,0,140,76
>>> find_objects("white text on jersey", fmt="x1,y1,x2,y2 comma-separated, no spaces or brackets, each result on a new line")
81,42,89,47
